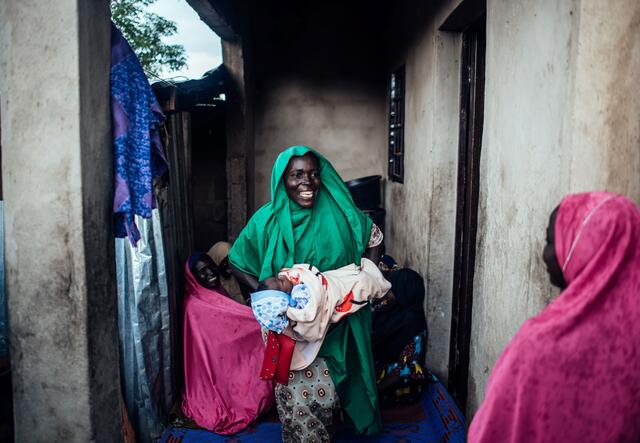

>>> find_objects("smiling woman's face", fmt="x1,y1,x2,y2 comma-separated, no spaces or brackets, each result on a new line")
283,153,321,208
542,207,567,289
193,255,221,289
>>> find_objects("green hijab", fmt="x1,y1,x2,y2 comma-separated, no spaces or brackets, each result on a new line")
230,145,372,279
230,145,381,435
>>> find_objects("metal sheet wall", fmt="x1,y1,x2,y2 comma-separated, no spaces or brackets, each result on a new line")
116,210,172,442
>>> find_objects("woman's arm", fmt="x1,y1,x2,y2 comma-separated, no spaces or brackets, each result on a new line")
363,243,383,264
363,223,384,264
230,263,260,292
377,373,402,393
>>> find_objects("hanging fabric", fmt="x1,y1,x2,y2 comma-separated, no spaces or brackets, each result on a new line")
111,22,168,245
116,211,172,442
111,22,173,442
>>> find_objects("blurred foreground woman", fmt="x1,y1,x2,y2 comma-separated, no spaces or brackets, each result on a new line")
469,192,640,443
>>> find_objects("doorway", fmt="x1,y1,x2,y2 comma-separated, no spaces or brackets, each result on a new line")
448,16,486,411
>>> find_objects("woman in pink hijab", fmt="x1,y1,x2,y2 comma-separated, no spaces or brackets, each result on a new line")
468,191,640,443
181,252,274,434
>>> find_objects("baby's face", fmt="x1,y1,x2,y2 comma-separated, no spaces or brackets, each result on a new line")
263,275,293,293
278,275,294,293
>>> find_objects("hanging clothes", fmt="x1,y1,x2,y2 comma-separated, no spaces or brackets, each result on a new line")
111,22,167,245
111,22,172,443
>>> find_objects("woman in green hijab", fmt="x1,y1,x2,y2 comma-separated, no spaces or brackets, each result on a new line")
230,146,383,442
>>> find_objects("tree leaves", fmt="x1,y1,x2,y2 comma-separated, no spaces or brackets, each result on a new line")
111,0,187,77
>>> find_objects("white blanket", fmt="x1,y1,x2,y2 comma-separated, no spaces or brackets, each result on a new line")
278,258,391,370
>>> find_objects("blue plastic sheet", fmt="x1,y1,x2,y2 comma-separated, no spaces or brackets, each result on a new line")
160,380,466,443
116,209,172,442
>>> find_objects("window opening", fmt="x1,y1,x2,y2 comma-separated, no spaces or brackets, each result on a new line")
388,66,405,183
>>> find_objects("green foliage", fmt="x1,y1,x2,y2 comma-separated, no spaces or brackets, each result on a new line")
111,0,187,77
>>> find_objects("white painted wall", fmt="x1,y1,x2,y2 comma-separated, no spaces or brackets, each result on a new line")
467,0,577,413
567,0,640,196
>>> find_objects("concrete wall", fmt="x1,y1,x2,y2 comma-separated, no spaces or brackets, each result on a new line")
253,78,388,205
222,39,252,231
0,0,121,440
384,0,463,381
467,0,576,413
247,2,389,207
467,0,640,415
381,0,640,406
567,0,640,196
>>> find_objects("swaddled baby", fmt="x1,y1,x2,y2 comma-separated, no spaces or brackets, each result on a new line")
251,257,391,370
250,274,310,333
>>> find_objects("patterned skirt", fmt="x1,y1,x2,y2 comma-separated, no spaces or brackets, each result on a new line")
275,357,339,443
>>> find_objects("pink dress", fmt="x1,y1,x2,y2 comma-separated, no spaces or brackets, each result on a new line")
469,192,640,443
181,263,274,434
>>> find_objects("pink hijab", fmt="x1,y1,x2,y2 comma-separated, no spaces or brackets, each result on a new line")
469,192,640,443
181,262,274,434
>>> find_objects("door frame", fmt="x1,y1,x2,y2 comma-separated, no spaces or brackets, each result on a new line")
447,16,486,411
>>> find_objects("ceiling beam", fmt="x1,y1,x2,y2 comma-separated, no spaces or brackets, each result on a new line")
185,0,238,41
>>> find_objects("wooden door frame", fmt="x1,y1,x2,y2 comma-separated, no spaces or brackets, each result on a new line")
448,17,486,411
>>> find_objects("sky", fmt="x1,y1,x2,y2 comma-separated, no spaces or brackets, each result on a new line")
146,0,223,80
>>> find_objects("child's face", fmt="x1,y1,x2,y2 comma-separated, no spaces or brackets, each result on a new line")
262,275,293,293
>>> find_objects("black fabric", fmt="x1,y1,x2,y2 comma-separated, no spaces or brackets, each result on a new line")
372,269,427,364
188,251,205,271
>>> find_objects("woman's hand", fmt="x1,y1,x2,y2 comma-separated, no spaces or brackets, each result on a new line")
230,263,260,292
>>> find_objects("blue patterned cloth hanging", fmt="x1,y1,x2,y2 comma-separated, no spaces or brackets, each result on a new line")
111,22,167,245
111,23,173,443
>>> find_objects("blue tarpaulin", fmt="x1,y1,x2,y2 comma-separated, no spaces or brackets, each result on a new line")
160,380,466,443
